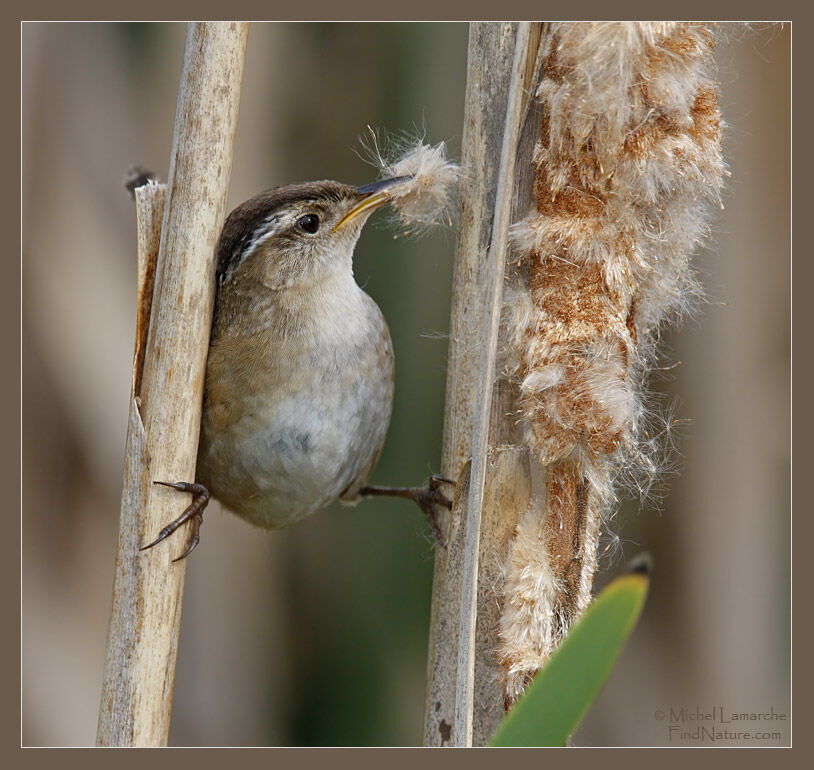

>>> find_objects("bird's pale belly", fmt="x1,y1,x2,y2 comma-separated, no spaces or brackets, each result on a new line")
196,301,394,530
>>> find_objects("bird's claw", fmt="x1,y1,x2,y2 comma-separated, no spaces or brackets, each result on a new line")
410,475,456,547
357,475,456,547
140,481,210,561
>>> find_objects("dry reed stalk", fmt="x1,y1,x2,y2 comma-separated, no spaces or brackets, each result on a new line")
97,22,247,746
424,21,546,747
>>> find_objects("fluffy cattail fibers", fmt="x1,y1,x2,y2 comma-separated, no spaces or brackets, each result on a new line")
498,22,725,706
361,128,461,233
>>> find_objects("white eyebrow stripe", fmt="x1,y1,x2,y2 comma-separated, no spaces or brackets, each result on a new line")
242,211,288,256
221,210,292,284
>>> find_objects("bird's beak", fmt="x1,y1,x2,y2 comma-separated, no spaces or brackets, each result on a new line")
333,175,412,231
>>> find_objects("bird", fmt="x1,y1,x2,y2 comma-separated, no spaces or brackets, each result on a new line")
141,175,452,561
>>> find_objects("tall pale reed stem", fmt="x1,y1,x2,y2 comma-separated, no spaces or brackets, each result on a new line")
424,21,546,747
97,22,247,747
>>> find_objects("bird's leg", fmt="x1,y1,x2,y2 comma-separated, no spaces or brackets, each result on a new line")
358,475,455,547
140,481,211,562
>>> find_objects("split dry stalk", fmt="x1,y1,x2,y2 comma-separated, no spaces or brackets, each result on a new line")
424,22,547,747
97,22,247,747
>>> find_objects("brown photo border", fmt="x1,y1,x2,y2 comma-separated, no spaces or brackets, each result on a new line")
10,3,803,769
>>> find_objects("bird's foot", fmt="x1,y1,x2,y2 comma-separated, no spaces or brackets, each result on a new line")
140,481,211,562
358,475,455,547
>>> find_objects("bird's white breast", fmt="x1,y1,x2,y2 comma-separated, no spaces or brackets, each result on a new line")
196,272,394,530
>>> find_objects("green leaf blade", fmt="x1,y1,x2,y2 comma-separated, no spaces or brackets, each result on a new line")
488,569,650,747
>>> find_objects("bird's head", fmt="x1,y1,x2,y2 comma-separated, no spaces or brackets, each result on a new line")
215,176,411,292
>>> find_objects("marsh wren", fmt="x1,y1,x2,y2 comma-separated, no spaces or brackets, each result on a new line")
142,175,451,560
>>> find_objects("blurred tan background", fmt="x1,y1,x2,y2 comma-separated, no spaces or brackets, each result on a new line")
21,23,789,746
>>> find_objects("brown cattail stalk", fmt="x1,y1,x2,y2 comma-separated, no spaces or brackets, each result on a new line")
426,21,725,744
498,21,725,705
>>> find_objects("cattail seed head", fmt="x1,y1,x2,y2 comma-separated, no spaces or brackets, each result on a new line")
498,21,725,705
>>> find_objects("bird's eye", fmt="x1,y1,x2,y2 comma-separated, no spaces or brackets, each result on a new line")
296,214,320,234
